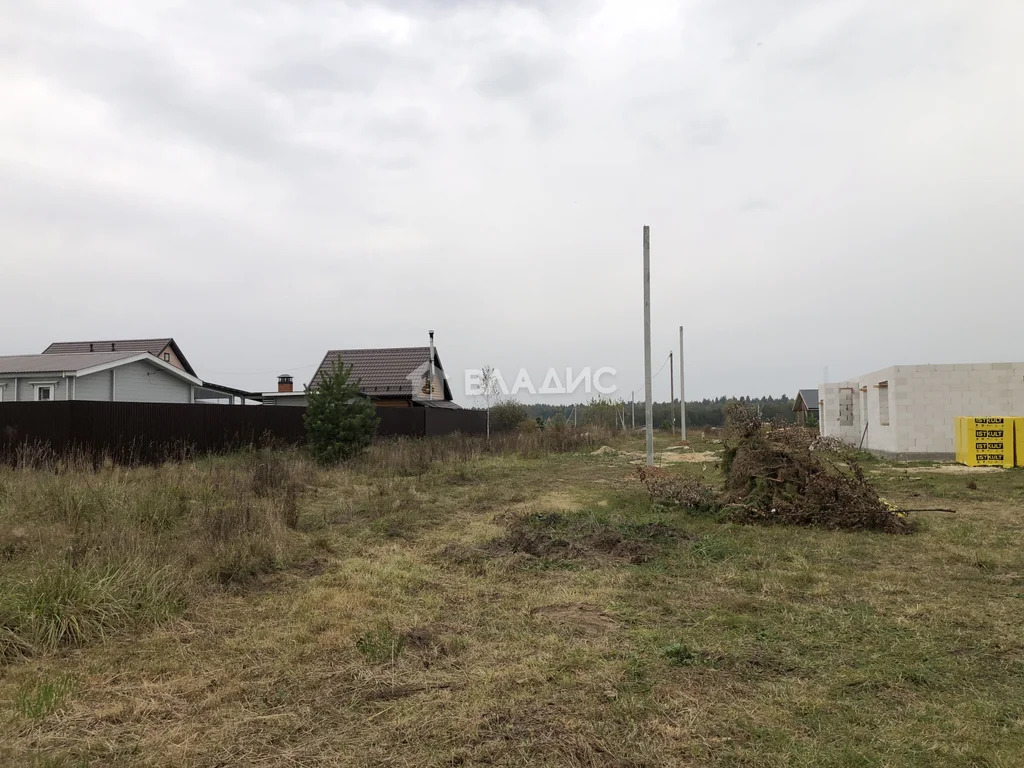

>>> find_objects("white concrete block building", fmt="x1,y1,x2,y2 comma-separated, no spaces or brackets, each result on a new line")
820,363,1024,459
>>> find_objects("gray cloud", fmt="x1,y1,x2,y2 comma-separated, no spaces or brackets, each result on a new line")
687,115,728,147
260,40,427,96
474,49,566,100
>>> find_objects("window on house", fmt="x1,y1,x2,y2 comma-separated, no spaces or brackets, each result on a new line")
839,389,854,426
878,382,890,426
36,386,52,402
164,353,170,362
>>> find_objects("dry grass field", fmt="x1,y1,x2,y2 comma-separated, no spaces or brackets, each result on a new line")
2,431,1023,767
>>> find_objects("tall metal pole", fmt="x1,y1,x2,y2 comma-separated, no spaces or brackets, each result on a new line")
643,226,654,466
679,325,686,440
428,330,435,400
669,351,675,435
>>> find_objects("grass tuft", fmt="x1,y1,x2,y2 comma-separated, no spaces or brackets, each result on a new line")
13,675,76,719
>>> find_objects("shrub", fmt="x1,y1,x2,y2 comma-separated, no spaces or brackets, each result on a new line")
489,399,528,433
304,358,379,464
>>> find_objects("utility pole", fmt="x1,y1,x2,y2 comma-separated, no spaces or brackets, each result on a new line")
669,351,675,435
631,390,635,429
679,325,686,440
643,225,654,466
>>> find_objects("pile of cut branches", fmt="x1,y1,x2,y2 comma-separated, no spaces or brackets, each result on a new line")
635,466,717,513
718,404,913,534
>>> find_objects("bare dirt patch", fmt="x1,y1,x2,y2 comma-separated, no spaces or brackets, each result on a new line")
488,514,683,565
913,465,1005,475
661,450,720,464
531,603,619,636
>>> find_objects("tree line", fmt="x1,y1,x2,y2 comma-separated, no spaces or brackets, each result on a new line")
520,395,796,430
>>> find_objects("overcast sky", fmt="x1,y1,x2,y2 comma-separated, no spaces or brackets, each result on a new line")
2,0,1022,405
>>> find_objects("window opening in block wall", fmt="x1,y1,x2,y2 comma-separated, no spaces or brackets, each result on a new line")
839,389,854,426
878,381,890,426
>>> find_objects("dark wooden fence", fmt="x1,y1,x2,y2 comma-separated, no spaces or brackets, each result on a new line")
0,402,487,464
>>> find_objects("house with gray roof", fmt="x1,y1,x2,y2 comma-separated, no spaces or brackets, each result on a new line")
0,351,203,403
794,388,819,426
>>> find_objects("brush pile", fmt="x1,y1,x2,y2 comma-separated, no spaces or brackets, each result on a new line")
719,405,912,534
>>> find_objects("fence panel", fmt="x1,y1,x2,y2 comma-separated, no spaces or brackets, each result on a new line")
376,408,426,437
424,408,488,436
0,401,487,463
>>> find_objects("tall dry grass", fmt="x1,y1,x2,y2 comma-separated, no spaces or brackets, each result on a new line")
0,427,608,663
0,448,318,662
355,425,614,476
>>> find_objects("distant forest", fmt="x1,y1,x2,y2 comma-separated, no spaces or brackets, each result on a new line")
522,395,796,429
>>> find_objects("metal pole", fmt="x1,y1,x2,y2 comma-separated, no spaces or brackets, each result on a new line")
679,326,686,440
643,226,654,466
631,391,635,429
428,330,435,400
669,351,675,435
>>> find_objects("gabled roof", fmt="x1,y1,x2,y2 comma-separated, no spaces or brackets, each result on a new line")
43,338,196,376
311,347,453,401
0,351,138,375
0,351,202,385
795,388,820,411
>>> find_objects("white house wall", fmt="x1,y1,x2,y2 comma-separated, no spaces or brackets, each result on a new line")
264,395,309,407
821,363,1024,458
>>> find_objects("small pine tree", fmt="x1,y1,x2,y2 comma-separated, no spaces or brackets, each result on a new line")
303,359,379,464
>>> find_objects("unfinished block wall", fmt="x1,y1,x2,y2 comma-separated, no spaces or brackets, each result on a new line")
821,363,1024,458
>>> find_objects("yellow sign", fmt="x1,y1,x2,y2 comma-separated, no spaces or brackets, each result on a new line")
956,417,1015,468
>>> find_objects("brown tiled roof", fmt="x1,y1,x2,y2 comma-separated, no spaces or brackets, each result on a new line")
311,347,453,400
43,338,196,376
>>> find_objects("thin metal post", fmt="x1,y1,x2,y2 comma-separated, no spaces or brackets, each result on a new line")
643,226,653,466
428,330,435,400
679,326,686,440
631,390,635,429
669,351,675,434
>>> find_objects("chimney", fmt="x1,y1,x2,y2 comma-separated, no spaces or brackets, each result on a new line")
428,330,435,401
277,374,294,393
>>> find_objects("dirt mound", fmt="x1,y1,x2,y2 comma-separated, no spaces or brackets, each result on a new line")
720,406,913,534
489,513,681,565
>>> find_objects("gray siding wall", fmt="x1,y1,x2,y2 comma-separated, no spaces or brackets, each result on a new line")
111,360,192,403
74,370,113,401
0,375,70,402
0,362,192,404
